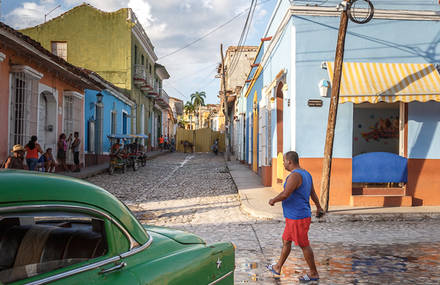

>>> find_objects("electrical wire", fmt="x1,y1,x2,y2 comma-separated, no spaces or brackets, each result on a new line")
228,0,258,76
226,0,256,76
158,10,248,60
158,0,273,61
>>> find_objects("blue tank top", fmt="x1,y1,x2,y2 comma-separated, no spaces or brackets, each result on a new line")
282,169,312,220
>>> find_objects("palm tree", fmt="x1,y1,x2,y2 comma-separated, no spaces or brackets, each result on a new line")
190,91,206,128
184,101,195,130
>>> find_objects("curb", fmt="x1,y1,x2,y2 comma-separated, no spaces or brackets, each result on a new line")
238,192,284,221
225,160,440,223
239,194,440,223
317,212,440,223
65,152,169,180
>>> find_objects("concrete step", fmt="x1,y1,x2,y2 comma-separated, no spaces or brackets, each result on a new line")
352,187,406,196
350,195,412,207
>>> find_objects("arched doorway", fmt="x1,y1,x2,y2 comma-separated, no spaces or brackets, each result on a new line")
38,91,57,153
276,82,284,183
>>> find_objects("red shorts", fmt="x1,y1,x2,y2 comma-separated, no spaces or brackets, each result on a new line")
282,217,311,247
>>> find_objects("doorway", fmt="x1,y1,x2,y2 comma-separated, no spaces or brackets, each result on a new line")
276,82,284,183
38,92,57,152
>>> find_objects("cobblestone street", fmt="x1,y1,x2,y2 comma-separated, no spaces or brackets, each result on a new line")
87,153,440,284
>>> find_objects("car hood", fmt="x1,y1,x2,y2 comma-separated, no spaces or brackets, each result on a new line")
144,225,205,245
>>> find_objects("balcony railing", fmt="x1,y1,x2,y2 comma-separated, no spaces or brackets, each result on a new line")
133,64,146,86
159,88,169,105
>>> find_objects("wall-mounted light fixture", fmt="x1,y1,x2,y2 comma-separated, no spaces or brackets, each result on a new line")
96,92,104,103
319,79,330,97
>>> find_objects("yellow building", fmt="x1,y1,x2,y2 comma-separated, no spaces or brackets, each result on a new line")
182,111,196,130
20,3,170,148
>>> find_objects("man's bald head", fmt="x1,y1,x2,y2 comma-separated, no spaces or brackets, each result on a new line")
285,151,299,166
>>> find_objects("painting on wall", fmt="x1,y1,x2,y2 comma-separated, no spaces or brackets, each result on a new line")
361,117,399,142
353,106,399,156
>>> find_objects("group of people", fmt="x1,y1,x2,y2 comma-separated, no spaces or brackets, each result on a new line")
110,138,145,160
2,132,81,173
158,135,175,152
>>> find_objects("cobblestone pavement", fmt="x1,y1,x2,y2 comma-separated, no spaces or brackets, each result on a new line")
87,153,440,284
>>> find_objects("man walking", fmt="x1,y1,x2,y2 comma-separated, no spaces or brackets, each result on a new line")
267,151,324,283
71,132,81,172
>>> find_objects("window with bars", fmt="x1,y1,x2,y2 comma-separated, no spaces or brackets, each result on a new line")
63,95,81,137
51,42,67,61
9,72,38,148
111,111,117,135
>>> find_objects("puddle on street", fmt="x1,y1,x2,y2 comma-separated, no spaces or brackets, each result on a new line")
235,242,440,284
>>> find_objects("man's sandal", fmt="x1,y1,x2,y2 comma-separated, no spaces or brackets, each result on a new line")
299,274,319,283
265,264,280,275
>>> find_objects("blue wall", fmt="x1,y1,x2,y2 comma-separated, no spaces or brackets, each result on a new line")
85,89,132,153
293,15,440,158
408,102,440,159
262,18,293,158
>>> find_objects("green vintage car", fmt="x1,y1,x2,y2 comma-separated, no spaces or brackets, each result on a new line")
0,170,235,285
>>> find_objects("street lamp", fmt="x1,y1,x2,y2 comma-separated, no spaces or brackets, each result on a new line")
95,92,104,158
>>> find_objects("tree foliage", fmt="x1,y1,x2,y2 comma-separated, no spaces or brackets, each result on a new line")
190,91,206,108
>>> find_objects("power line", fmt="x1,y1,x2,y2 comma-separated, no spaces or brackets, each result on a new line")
227,0,255,73
158,10,247,60
229,0,258,75
158,0,273,60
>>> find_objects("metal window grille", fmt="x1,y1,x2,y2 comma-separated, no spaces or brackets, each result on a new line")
10,72,38,148
63,95,81,136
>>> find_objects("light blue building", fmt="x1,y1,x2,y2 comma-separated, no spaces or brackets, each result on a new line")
239,0,440,206
84,72,135,166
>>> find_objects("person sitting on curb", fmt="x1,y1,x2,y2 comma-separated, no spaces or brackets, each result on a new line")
38,148,56,172
3,145,26,169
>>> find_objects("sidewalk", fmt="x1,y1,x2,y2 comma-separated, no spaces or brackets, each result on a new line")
227,159,440,222
62,150,168,179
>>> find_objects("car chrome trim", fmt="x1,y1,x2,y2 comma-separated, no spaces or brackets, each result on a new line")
208,270,234,285
0,204,139,249
120,233,153,258
25,256,120,285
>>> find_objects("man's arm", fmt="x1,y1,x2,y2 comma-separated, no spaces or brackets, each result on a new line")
310,182,325,217
4,157,11,169
269,173,302,206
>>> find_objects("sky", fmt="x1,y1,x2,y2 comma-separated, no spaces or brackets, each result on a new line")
0,0,278,104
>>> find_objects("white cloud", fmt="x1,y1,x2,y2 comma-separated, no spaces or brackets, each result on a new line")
5,2,49,29
5,0,274,104
127,0,155,28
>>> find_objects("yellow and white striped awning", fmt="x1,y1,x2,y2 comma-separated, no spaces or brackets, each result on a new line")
326,62,440,104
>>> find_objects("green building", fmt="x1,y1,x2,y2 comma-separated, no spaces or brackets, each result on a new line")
21,3,170,148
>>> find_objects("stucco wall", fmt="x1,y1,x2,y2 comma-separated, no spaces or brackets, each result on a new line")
84,89,132,153
293,15,440,158
0,45,85,163
0,51,10,161
21,5,132,91
408,102,440,159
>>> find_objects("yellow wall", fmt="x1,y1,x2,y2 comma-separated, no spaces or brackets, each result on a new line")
21,4,155,135
21,5,132,91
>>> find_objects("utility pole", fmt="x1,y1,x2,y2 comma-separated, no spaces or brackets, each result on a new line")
319,0,351,213
220,44,231,161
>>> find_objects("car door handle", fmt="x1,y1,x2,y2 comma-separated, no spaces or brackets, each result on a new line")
99,262,127,274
